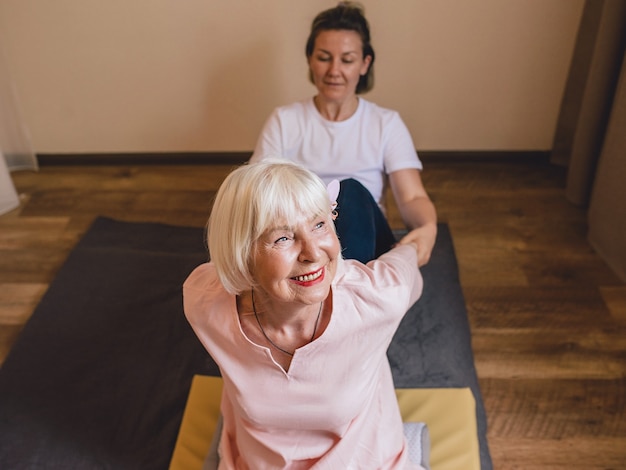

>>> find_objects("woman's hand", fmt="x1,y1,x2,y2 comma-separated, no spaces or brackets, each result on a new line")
397,223,437,267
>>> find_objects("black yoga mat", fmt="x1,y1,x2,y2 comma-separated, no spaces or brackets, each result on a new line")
0,217,491,470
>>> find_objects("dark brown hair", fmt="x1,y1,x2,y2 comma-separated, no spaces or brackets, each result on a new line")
305,2,375,94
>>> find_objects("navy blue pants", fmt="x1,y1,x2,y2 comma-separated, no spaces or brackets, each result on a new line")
334,178,397,264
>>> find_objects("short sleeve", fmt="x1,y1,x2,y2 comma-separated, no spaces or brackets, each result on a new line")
251,108,283,162
383,112,423,174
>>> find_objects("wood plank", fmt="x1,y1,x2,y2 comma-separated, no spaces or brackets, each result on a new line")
473,328,626,379
600,285,626,322
0,283,49,325
464,286,615,329
487,436,626,469
481,378,626,439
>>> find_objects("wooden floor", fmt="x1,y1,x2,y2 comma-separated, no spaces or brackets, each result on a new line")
1,160,625,469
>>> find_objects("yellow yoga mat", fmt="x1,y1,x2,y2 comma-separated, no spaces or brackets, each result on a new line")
169,375,480,470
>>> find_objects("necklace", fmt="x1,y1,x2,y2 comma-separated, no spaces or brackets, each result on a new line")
251,289,323,357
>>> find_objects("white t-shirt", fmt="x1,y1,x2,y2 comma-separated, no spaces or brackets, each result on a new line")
251,98,422,207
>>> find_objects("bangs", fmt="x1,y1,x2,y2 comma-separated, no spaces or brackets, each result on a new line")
253,165,331,238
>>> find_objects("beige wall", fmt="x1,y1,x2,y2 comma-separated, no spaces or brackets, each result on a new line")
0,0,584,154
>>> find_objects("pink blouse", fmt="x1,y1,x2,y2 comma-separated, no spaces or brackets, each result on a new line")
183,244,424,469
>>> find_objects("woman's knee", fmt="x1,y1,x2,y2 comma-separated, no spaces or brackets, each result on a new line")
338,178,374,204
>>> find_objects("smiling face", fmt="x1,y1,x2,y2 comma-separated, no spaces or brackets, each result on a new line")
308,29,372,105
251,212,340,308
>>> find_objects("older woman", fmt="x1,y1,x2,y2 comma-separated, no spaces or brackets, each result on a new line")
183,159,425,468
251,2,437,266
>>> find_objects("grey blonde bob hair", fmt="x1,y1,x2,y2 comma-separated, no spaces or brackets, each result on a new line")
207,158,337,295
